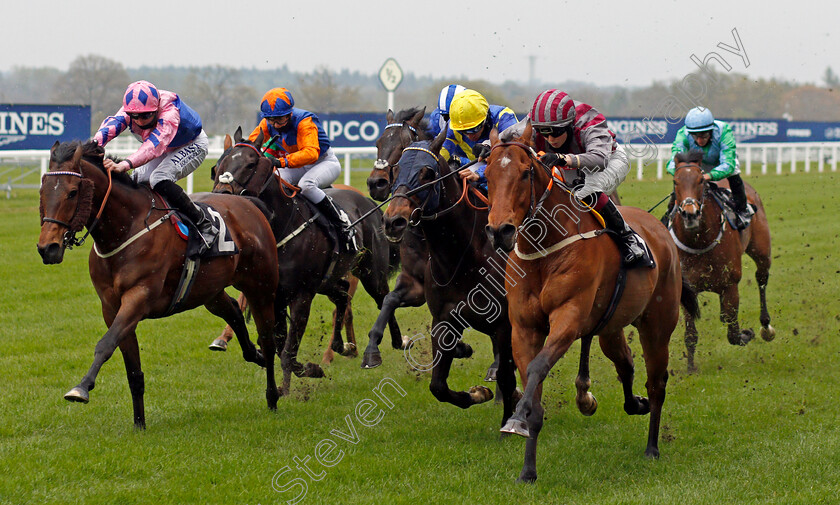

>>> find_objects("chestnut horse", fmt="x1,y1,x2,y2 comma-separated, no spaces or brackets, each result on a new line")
382,132,518,425
484,124,698,482
37,141,280,428
212,129,401,395
670,151,774,372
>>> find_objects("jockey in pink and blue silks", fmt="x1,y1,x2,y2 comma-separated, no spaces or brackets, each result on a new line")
93,80,216,249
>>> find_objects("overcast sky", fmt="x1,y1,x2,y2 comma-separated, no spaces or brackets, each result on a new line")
5,1,838,88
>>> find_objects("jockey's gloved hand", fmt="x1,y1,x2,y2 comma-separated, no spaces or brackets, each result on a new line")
472,142,491,160
539,152,566,167
270,156,287,169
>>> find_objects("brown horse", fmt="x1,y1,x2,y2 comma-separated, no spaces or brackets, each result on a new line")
483,123,698,482
382,133,518,425
670,151,774,372
212,129,401,395
37,140,280,428
363,107,431,369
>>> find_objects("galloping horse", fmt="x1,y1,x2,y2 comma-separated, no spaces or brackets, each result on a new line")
670,151,774,372
363,107,430,369
37,140,280,428
213,129,401,395
483,123,698,482
382,132,518,424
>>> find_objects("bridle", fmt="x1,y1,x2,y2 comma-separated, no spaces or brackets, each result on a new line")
217,142,299,198
673,162,706,217
373,122,420,185
41,165,114,249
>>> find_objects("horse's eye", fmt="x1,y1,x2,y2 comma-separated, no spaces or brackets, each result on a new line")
520,170,530,181
67,189,78,199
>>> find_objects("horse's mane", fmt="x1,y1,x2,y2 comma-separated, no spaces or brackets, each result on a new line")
52,140,139,188
396,107,430,133
675,151,703,165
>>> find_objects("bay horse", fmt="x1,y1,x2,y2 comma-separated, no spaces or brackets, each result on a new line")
670,151,774,372
483,123,699,482
381,131,518,424
37,140,280,428
363,107,431,369
212,129,401,395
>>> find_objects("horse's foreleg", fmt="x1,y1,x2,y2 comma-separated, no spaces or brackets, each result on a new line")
281,296,324,390
204,292,262,367
636,323,672,459
599,330,649,416
65,294,146,405
362,281,412,368
720,284,753,346
754,260,775,341
426,320,492,409
248,294,278,410
119,332,145,429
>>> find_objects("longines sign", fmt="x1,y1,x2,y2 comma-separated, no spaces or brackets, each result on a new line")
0,104,90,150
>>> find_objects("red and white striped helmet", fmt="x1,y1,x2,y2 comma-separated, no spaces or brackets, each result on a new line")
529,89,576,127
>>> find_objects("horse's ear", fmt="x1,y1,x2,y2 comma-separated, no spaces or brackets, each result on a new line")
234,126,243,144
224,134,233,150
255,130,265,148
489,127,500,146
50,141,60,159
430,126,447,155
71,144,84,169
523,119,534,145
210,164,217,180
386,109,395,124
409,107,425,125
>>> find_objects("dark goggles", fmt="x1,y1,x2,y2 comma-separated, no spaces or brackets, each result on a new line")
535,125,567,137
689,130,712,139
460,121,485,135
128,111,156,120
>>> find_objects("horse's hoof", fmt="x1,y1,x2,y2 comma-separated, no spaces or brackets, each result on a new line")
626,395,650,416
340,342,357,357
401,335,411,350
361,352,382,369
302,363,325,378
516,471,537,484
741,328,755,344
208,338,228,351
577,393,598,416
453,341,473,359
645,446,660,459
760,325,776,342
468,385,494,404
484,366,498,382
64,387,89,404
500,418,530,438
253,349,266,367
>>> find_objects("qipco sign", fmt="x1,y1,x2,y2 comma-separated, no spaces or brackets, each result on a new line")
317,113,385,148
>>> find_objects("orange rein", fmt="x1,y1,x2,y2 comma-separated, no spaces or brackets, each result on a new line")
233,142,301,198
461,177,489,211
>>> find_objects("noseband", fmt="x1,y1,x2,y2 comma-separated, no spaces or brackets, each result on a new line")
217,143,278,197
374,122,420,183
674,163,706,216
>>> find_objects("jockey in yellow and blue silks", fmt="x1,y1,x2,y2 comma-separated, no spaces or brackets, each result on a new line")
427,84,465,137
664,106,753,229
444,89,518,190
249,87,354,246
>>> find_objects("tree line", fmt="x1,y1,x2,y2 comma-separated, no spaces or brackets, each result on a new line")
2,54,838,136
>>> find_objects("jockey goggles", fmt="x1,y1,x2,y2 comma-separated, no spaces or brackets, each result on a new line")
460,120,485,135
535,125,567,137
128,111,156,120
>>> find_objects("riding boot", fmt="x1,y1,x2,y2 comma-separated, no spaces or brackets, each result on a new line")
600,199,648,267
727,174,753,230
155,180,218,252
661,193,676,226
314,194,357,252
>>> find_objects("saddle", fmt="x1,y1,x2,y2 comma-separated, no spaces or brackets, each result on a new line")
707,183,755,230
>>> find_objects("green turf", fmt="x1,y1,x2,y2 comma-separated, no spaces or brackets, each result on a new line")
1,165,839,504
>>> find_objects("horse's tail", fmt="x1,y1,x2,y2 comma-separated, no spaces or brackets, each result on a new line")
680,277,701,320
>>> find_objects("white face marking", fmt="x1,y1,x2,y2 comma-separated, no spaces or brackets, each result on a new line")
499,156,511,168
231,152,242,160
53,180,60,190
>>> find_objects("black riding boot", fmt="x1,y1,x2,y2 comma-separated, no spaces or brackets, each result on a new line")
155,180,218,251
661,192,676,226
727,174,753,229
314,194,357,252
600,199,647,267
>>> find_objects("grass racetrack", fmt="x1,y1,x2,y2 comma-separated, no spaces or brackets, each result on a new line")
1,162,839,504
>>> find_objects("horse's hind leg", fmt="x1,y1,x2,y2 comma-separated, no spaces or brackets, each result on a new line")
635,303,676,459
323,280,350,357
247,293,279,410
119,332,145,429
209,293,248,351
281,294,324,394
746,225,774,341
720,284,753,346
572,335,597,415
204,292,263,367
684,308,700,373
426,320,493,409
598,329,649,416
